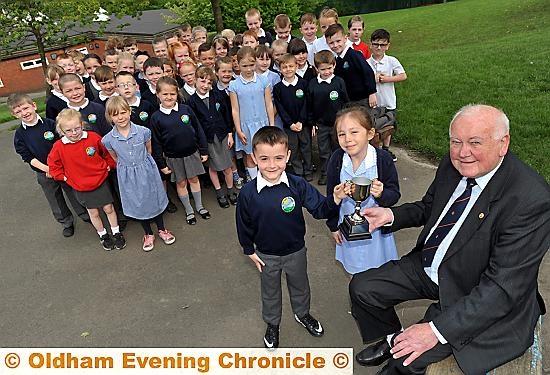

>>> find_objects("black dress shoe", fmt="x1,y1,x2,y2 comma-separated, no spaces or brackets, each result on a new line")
62,225,74,237
356,338,392,367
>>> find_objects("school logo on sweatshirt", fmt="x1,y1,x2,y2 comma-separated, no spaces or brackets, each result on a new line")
295,89,304,99
215,102,220,111
88,114,97,124
139,111,149,122
343,61,350,69
85,146,96,156
329,91,339,101
43,131,54,141
181,114,189,124
281,196,295,213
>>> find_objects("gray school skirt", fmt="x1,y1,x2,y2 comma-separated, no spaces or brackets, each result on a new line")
166,151,205,182
208,134,232,171
75,179,113,209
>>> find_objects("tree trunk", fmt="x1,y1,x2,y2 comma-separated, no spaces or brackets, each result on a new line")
33,28,51,97
210,0,223,33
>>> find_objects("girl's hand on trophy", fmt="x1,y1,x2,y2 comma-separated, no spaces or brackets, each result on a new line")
334,182,350,204
371,178,384,198
331,230,343,245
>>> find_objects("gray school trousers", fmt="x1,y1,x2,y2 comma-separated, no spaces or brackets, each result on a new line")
258,247,311,325
36,171,89,228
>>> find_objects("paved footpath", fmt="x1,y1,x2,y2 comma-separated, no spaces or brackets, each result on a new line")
0,127,548,374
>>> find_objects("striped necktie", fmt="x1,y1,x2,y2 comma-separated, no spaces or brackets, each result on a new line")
422,178,477,267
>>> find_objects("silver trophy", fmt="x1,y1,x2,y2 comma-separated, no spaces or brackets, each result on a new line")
339,177,372,241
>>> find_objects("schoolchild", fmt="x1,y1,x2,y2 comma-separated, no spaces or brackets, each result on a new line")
187,67,237,207
255,45,282,129
179,24,193,44
58,73,112,137
245,8,273,46
122,36,138,55
178,58,197,103
269,39,288,74
326,105,400,274
168,41,194,66
82,54,103,101
242,30,260,49
273,54,312,181
228,46,241,77
348,16,371,60
299,13,318,65
273,14,295,43
212,37,229,58
191,26,208,44
102,97,175,252
141,57,165,110
190,41,202,60
150,77,210,225
67,50,89,82
105,36,124,52
47,109,126,251
93,66,119,106
326,23,377,105
311,7,338,56
115,71,155,128
56,53,77,74
214,57,245,190
228,47,275,181
367,29,407,161
116,52,136,75
288,38,316,82
45,64,68,121
307,50,349,185
236,126,348,349
221,29,236,47
104,49,120,71
197,42,216,69
152,36,169,59
162,58,177,80
10,93,89,238
134,51,150,95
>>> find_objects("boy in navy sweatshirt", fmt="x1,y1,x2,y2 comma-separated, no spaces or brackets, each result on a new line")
272,54,312,181
236,126,348,349
10,93,90,237
326,23,377,106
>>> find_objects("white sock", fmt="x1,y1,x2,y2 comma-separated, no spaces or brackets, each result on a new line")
247,167,258,179
111,226,120,234
97,229,107,237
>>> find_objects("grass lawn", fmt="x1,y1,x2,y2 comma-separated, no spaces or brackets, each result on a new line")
341,0,550,180
0,96,46,124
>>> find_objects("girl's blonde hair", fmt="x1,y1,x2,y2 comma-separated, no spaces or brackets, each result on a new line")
46,64,65,83
55,108,83,135
105,96,131,123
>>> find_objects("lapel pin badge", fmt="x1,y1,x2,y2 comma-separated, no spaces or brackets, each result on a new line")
479,212,485,219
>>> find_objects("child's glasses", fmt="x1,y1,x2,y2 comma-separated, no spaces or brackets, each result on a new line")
116,83,135,88
371,43,389,48
63,126,83,134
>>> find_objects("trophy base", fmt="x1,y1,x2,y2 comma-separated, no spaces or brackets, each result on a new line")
339,216,372,241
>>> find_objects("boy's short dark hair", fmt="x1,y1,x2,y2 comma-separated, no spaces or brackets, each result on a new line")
104,49,118,58
252,126,288,151
94,65,115,82
371,28,391,42
228,46,240,57
232,34,243,47
143,57,164,72
195,66,216,81
135,50,150,58
122,36,137,47
82,53,103,65
288,38,308,56
300,13,316,26
7,93,33,109
324,23,345,39
255,44,272,59
58,73,84,90
348,15,364,29
198,42,214,55
274,14,291,29
279,53,296,66
181,23,192,32
115,71,136,81
314,50,336,67
152,36,167,46
215,56,233,71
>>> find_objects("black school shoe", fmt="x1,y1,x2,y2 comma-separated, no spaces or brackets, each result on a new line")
294,313,324,337
166,200,178,213
100,233,115,251
62,225,75,237
113,232,126,250
198,208,211,219
264,324,280,350
217,195,230,208
228,193,238,205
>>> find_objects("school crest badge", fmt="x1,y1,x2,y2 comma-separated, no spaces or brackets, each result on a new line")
295,89,304,99
181,114,189,124
281,196,296,213
43,131,54,141
329,91,339,101
139,111,149,121
88,114,97,123
85,147,96,156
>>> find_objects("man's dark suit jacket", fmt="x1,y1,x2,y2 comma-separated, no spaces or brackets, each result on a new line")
390,152,550,374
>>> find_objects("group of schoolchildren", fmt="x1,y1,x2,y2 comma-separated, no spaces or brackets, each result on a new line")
11,6,408,350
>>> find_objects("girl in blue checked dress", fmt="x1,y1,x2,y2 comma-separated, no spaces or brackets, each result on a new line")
229,46,275,181
326,106,400,274
102,97,175,252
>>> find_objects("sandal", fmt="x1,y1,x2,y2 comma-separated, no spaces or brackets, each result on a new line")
198,208,211,220
186,213,197,225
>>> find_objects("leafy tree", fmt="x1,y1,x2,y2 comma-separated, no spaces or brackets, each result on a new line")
0,0,148,78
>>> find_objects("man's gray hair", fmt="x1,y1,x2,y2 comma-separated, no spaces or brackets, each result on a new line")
449,104,510,140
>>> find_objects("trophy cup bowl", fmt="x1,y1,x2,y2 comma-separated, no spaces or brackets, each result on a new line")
338,177,372,241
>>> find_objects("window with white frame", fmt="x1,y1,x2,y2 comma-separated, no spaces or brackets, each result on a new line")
0,78,4,88
20,58,46,70
75,47,89,54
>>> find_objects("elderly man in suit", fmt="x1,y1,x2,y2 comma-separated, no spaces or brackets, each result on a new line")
350,104,550,375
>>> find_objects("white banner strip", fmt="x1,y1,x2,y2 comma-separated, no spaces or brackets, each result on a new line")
1,348,353,374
